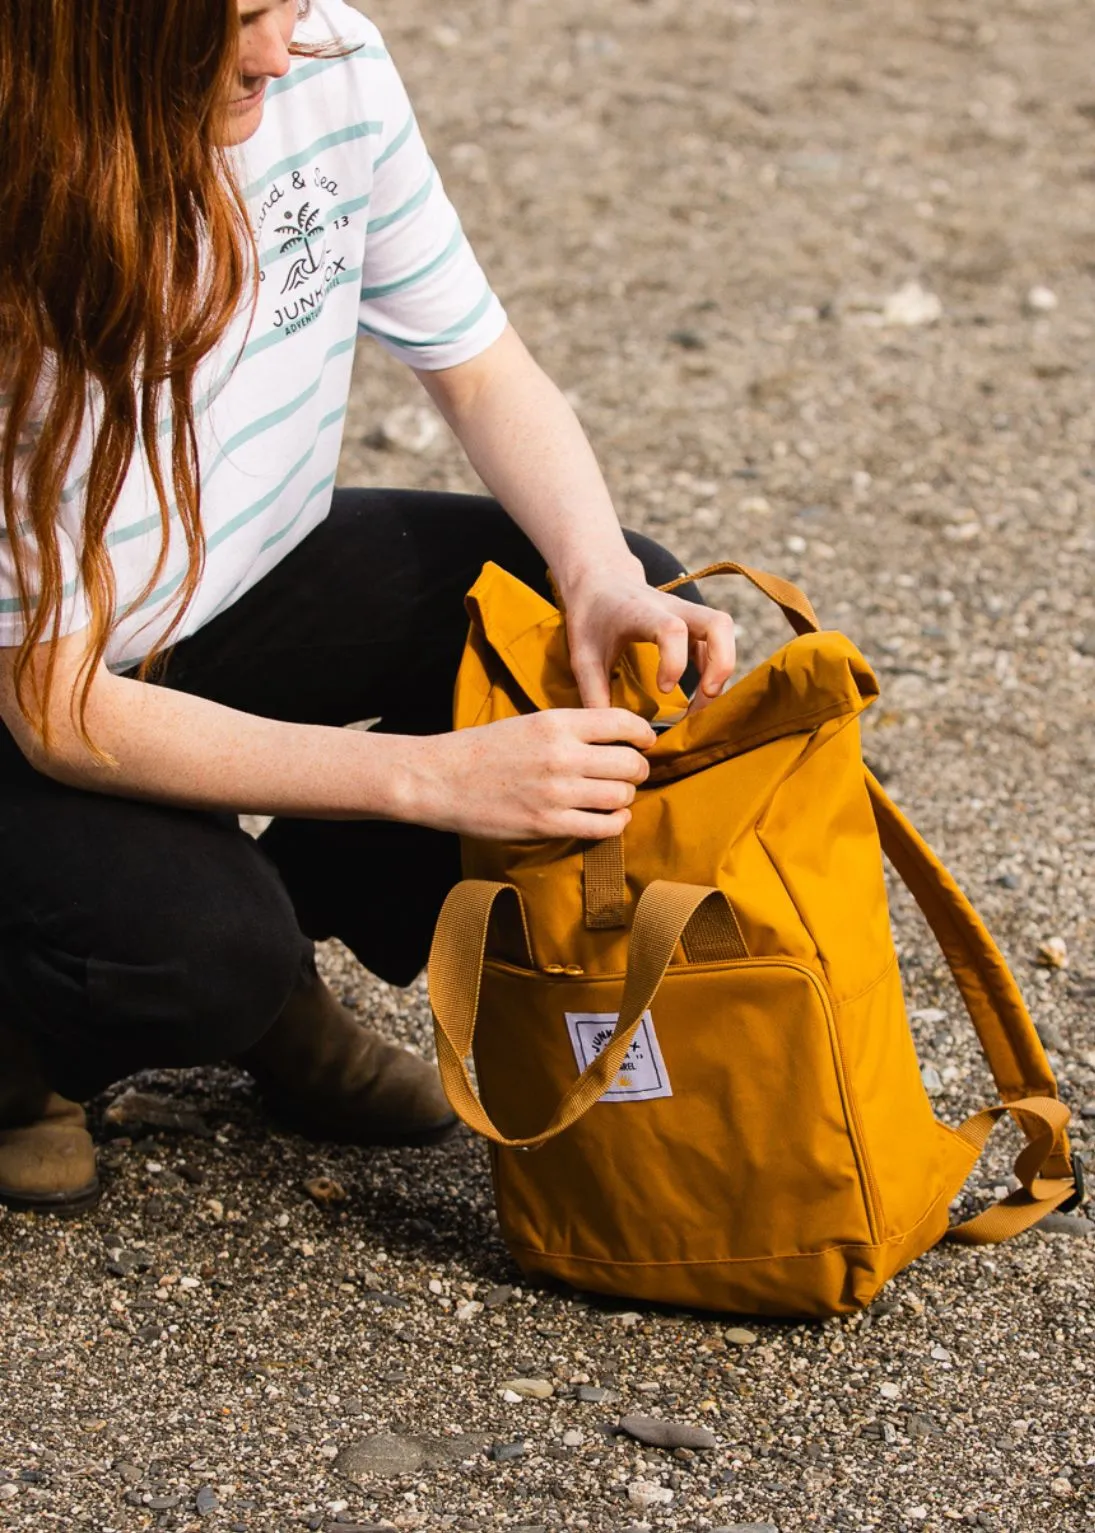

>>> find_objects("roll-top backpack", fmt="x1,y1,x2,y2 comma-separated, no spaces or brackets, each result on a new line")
427,560,1082,1318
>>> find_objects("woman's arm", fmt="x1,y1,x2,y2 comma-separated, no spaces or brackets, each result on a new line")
0,630,652,839
416,325,737,709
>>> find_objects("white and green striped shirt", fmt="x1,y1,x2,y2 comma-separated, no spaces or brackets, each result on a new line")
0,0,506,669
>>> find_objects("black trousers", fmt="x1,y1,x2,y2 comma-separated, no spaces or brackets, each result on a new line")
0,490,692,1101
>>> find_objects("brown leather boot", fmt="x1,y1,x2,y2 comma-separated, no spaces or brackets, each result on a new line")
0,1026,100,1215
239,966,458,1147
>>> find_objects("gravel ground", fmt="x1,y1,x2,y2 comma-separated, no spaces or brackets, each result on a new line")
2,0,1093,1529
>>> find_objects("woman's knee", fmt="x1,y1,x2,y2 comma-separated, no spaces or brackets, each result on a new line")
2,817,310,1095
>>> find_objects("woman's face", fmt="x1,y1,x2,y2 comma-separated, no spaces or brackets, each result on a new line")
220,0,298,146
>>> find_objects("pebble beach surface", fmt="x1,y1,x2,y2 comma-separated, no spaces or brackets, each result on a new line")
2,0,1093,1528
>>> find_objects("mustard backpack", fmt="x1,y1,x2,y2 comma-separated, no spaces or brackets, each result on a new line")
427,560,1082,1318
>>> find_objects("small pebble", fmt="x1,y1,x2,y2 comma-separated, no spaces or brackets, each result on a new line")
618,1414,716,1451
500,1378,554,1400
195,1485,220,1516
0,1484,18,1501
1036,936,1069,970
909,1007,947,1025
1037,1213,1093,1237
489,1441,526,1462
920,1064,944,1096
881,281,942,326
304,1177,348,1207
484,1285,514,1308
627,1479,674,1509
1025,285,1059,313
576,1386,616,1404
725,1328,757,1346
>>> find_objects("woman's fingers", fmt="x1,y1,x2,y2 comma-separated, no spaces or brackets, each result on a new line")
685,606,736,701
575,707,656,750
557,807,633,841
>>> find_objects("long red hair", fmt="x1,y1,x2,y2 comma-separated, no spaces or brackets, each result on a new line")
0,0,351,752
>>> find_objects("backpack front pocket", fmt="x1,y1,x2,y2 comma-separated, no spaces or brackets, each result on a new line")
474,957,879,1271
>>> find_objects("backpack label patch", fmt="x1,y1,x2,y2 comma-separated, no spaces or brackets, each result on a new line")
565,1010,673,1102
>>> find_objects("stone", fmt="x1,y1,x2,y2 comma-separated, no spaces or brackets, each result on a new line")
882,282,942,327
1036,936,1069,970
711,1525,780,1533
304,1177,348,1207
336,1434,491,1482
483,1285,514,1308
668,328,707,350
577,1385,616,1404
1037,1213,1093,1237
562,1430,583,1447
920,1065,944,1095
909,1008,947,1025
905,1413,940,1439
455,1300,483,1322
1024,285,1058,314
105,1249,152,1278
102,1089,212,1139
725,1328,758,1346
489,1441,526,1462
627,1479,674,1509
500,1378,554,1399
0,1485,18,1501
618,1415,716,1451
195,1485,219,1516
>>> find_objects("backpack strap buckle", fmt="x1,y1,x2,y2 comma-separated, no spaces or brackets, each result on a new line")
1059,1151,1086,1214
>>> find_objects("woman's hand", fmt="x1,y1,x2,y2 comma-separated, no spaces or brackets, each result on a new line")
561,567,737,712
402,708,655,841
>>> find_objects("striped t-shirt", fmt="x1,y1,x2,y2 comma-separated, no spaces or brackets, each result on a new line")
0,0,506,670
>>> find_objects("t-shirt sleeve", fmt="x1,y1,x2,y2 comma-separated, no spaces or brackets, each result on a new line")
357,50,507,370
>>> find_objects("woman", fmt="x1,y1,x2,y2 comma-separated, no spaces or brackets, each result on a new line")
0,0,736,1213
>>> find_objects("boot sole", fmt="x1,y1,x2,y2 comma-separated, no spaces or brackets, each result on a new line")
0,1177,102,1217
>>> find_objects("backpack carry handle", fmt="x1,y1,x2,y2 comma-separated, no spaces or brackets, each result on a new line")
428,878,745,1150
660,561,821,637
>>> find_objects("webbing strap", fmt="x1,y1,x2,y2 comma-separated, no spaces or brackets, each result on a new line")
945,1096,1076,1244
680,896,749,963
660,560,820,636
866,770,1078,1229
866,772,1070,1169
583,837,628,929
428,880,744,1149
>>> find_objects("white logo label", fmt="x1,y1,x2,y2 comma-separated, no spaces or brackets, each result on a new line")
564,1010,673,1103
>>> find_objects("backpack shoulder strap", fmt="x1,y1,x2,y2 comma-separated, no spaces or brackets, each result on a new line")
866,769,1076,1198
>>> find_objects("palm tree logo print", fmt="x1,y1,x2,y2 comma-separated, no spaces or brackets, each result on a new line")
277,203,326,293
